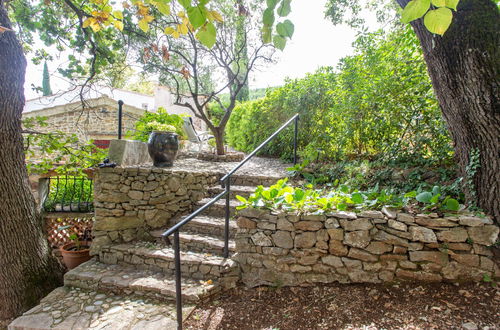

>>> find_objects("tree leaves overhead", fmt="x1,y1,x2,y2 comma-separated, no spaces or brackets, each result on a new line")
196,21,216,48
273,34,286,50
401,0,431,23
424,7,453,35
187,6,206,30
262,0,294,50
276,19,294,38
263,8,275,26
277,0,291,17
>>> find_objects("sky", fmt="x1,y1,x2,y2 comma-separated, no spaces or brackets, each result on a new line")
23,0,377,99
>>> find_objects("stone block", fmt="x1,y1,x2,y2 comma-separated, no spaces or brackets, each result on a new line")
341,258,362,269
328,211,357,219
325,218,340,228
322,255,344,268
388,219,407,232
393,246,407,254
415,217,458,228
409,226,437,243
294,232,316,249
436,228,468,242
251,232,273,247
459,216,493,226
277,218,294,231
237,217,257,229
93,216,143,231
365,242,393,255
344,230,371,249
340,219,373,231
399,261,417,269
396,269,442,282
294,221,323,231
374,230,409,247
108,139,151,166
358,210,384,219
272,231,293,249
409,251,448,266
328,240,348,256
348,248,378,262
450,254,479,267
327,229,344,241
467,225,499,245
397,213,414,223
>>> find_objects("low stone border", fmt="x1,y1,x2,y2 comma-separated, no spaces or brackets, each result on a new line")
235,207,499,287
197,152,245,163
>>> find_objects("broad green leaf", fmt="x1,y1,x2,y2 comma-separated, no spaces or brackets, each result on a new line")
262,190,271,200
235,195,247,203
445,0,459,10
424,7,453,35
270,188,279,198
431,0,446,6
293,188,305,201
273,34,286,50
196,22,216,48
267,0,279,9
156,2,171,16
113,10,123,20
276,19,294,38
401,0,431,23
351,192,364,204
404,191,417,198
445,198,460,211
416,191,433,203
178,0,190,9
187,6,206,30
430,193,440,204
138,19,149,33
337,202,347,211
263,8,275,26
277,0,291,17
284,194,293,203
432,185,441,195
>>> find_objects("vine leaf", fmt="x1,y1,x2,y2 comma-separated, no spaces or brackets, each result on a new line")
424,7,453,35
273,34,286,50
276,19,294,38
401,0,431,23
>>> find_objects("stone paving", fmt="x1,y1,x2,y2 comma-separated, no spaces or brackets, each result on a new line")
8,286,194,330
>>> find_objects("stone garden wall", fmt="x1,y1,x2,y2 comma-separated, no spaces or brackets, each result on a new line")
92,167,218,254
235,208,499,287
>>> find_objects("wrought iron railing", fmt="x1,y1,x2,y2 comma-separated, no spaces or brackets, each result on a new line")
161,113,299,329
42,176,94,212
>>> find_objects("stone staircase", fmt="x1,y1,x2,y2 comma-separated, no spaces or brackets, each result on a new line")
9,173,274,330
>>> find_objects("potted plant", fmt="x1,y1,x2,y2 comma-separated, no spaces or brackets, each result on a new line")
58,226,92,269
147,122,179,167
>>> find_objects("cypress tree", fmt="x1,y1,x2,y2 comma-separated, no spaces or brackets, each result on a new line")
42,61,52,96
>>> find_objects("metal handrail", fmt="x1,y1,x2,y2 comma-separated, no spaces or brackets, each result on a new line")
161,113,299,330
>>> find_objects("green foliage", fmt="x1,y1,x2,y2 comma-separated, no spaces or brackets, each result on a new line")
227,27,453,164
42,61,52,96
262,0,294,49
236,178,463,213
44,176,94,212
23,117,106,175
127,107,187,142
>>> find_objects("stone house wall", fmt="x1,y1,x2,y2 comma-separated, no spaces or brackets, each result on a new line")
91,167,218,254
235,208,499,287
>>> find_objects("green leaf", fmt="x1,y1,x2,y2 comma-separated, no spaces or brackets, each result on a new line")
293,188,305,201
430,193,441,204
138,19,149,33
277,0,291,17
401,0,431,23
262,190,271,200
431,0,446,6
263,8,275,26
424,7,453,35
445,0,459,10
337,202,347,211
276,19,294,38
187,6,206,30
235,195,247,203
266,0,279,9
404,191,417,198
416,191,433,203
284,194,293,203
273,34,286,50
445,198,460,211
196,22,216,48
155,1,171,15
432,185,441,195
178,0,190,9
351,192,364,204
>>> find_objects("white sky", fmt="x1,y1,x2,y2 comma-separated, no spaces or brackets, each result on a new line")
23,0,378,99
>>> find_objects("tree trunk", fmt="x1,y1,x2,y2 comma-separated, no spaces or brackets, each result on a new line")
212,127,226,155
0,3,62,326
396,0,500,224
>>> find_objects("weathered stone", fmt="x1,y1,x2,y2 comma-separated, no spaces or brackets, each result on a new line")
313,264,332,274
340,219,373,231
399,261,417,269
301,214,326,221
459,216,493,227
447,243,471,251
348,248,378,262
277,218,294,231
409,251,448,266
341,258,362,269
145,210,170,228
327,229,344,241
328,211,357,219
290,264,311,273
294,232,316,249
396,269,442,282
298,255,320,265
407,242,424,251
379,271,394,282
294,221,323,231
237,217,257,229
166,177,181,192
348,269,380,283
393,246,407,254
238,207,268,219
363,262,382,271
262,247,288,256
415,217,458,228
388,219,407,232
382,207,397,219
374,230,409,247
436,227,468,242
480,256,494,271
316,240,328,250
127,190,144,200
322,255,344,268
409,226,437,243
328,240,349,256
143,181,159,191
380,254,407,261
316,229,329,242
472,244,493,256
93,217,143,231
365,242,393,255
257,222,276,230
397,213,415,223
325,218,340,229
420,262,443,272
344,230,371,249
450,254,479,267
380,226,412,239
251,232,273,247
467,226,499,245
272,231,293,249
358,210,384,219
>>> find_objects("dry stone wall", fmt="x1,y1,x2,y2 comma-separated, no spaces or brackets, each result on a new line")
92,167,218,254
235,208,500,287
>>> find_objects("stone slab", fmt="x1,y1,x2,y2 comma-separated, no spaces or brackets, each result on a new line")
108,139,151,166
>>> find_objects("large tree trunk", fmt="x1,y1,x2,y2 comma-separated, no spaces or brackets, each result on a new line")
0,3,62,326
396,0,500,224
213,126,226,155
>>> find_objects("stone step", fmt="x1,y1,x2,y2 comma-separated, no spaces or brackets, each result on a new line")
8,286,193,330
166,215,238,239
208,184,257,199
98,242,239,283
64,259,219,303
228,174,280,187
149,230,236,255
195,198,241,217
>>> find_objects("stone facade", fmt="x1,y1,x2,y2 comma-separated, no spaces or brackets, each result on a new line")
92,167,218,254
235,208,500,287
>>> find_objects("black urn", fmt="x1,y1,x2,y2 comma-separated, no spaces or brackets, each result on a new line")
147,131,179,167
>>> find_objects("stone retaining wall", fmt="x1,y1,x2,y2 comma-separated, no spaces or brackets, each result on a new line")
235,208,499,287
92,167,218,254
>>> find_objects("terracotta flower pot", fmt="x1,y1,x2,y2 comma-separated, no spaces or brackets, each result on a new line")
60,241,91,270
148,131,179,167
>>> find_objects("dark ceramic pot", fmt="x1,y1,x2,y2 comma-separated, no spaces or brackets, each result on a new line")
148,131,179,167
